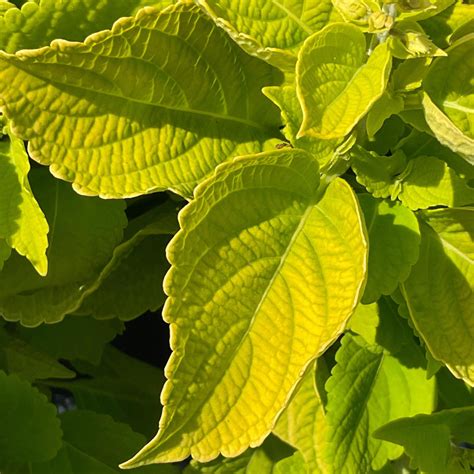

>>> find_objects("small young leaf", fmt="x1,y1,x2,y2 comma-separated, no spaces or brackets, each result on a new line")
373,407,474,474
297,23,392,139
401,208,474,385
366,91,405,139
359,195,421,303
123,149,367,466
0,370,62,466
324,334,435,473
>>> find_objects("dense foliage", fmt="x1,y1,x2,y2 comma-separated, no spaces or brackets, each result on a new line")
0,0,473,472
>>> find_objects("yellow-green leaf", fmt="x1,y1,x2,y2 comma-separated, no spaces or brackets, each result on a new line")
0,3,281,198
0,130,48,275
401,208,474,385
122,149,367,466
297,23,392,139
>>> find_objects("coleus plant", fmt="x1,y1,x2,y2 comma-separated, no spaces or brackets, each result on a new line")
0,0,473,472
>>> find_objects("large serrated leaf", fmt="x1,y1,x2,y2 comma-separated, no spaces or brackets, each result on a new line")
0,0,174,53
122,149,367,466
324,334,435,473
0,130,48,275
401,208,474,385
0,3,282,198
358,195,421,303
297,23,392,139
197,0,340,70
0,370,62,466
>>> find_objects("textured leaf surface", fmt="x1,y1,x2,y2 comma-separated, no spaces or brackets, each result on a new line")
0,370,62,465
0,0,174,53
324,334,435,473
374,407,474,474
366,91,404,139
0,168,126,326
401,208,474,385
197,0,339,69
273,362,327,473
0,130,48,275
30,410,178,474
0,3,281,198
359,195,420,303
297,24,392,139
19,317,123,365
123,149,368,466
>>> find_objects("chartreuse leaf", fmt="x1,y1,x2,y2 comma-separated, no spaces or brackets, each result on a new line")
401,208,474,385
0,3,281,199
352,147,474,209
0,0,174,53
50,346,166,438
29,410,180,474
324,334,435,473
358,195,420,303
373,407,474,474
0,370,62,466
18,317,124,365
422,34,474,163
263,84,351,171
436,367,474,410
395,0,455,21
0,327,74,381
273,362,327,473
196,0,340,69
366,91,405,139
73,202,178,321
0,167,126,326
0,239,11,271
297,24,392,139
0,129,48,275
122,149,368,466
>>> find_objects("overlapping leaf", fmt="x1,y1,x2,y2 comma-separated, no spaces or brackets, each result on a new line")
0,370,62,466
0,130,48,275
197,0,340,69
0,0,175,52
122,149,367,466
0,3,282,198
358,195,420,303
324,334,435,473
297,23,392,139
401,208,474,385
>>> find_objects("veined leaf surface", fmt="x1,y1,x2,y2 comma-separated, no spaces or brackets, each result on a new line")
324,334,435,473
0,0,174,53
297,23,392,139
123,149,368,466
197,0,340,69
0,130,48,275
401,208,474,385
0,3,282,198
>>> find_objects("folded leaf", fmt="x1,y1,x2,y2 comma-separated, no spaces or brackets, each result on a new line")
359,195,421,303
366,91,405,139
0,130,48,275
373,407,474,474
197,0,340,69
0,0,174,53
401,208,474,385
324,334,435,473
0,169,126,326
0,3,282,198
122,149,367,466
297,23,392,139
0,370,62,466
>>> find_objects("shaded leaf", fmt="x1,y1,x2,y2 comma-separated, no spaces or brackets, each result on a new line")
324,334,435,473
366,91,404,139
297,24,391,139
123,149,367,466
0,3,282,198
0,370,62,466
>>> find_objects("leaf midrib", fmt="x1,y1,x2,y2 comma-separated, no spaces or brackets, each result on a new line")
1,56,273,134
